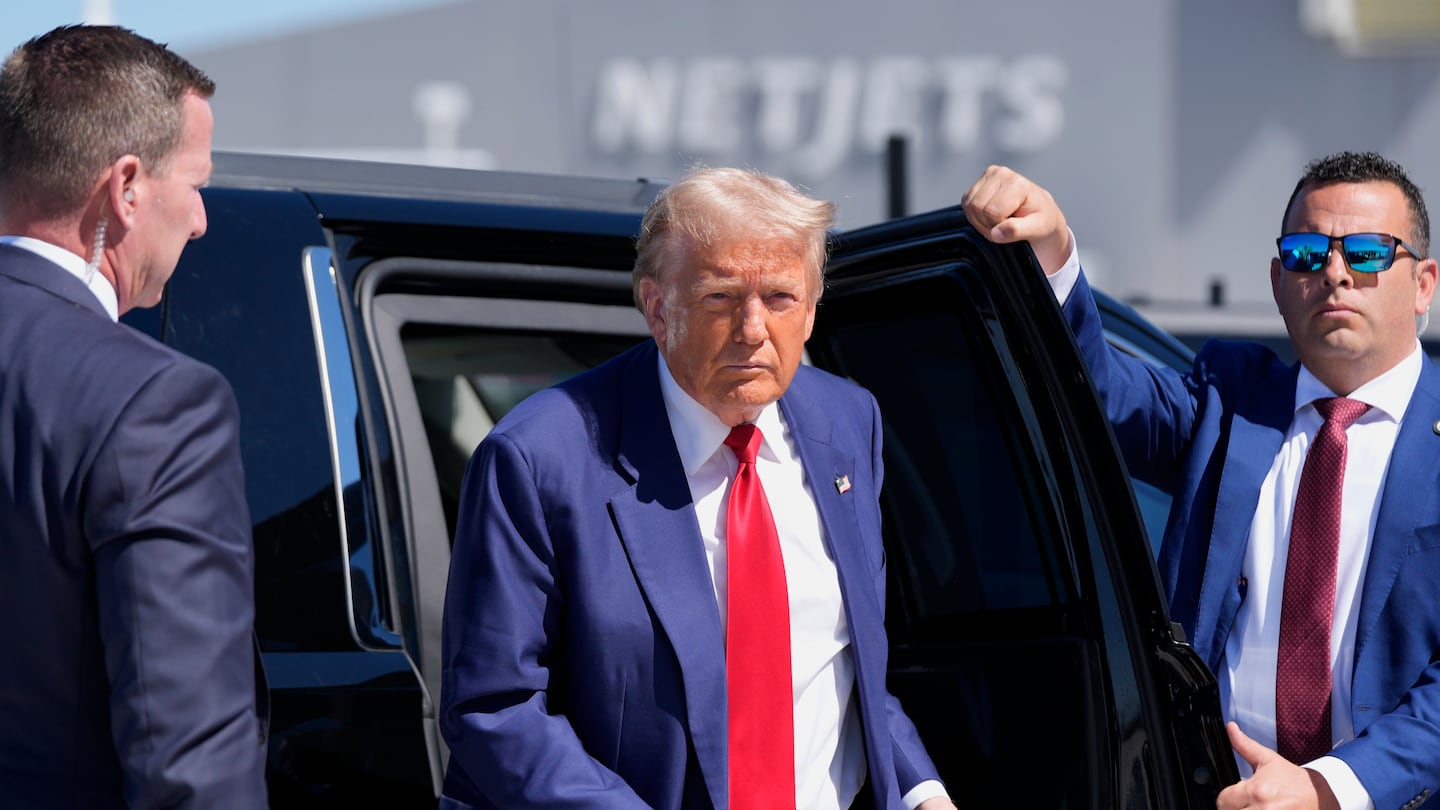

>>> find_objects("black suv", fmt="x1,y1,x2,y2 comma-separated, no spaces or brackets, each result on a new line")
123,152,1235,808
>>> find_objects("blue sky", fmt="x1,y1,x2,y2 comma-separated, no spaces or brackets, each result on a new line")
0,0,444,53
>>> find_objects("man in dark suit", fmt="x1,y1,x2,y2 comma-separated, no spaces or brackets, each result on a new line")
963,153,1440,810
0,26,267,809
440,168,956,809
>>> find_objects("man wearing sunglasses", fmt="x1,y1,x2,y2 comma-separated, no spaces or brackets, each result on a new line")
963,151,1440,810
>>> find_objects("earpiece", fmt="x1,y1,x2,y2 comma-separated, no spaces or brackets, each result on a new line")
123,188,134,203
84,218,107,285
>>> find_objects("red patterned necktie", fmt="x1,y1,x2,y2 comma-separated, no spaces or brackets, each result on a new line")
1275,396,1370,763
723,424,795,810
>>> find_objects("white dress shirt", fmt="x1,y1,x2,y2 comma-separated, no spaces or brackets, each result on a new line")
0,235,119,321
656,355,945,809
1047,239,1412,810
1220,349,1419,810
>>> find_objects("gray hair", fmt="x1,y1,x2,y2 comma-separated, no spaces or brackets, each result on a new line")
632,167,837,309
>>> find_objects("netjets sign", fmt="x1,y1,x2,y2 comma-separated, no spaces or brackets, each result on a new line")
590,56,1068,177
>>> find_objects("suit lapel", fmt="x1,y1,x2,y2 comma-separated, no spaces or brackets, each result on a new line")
607,343,728,809
779,380,877,618
1354,360,1440,667
1196,362,1297,665
778,375,896,791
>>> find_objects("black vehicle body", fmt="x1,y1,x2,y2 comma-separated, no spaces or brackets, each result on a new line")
123,152,1235,808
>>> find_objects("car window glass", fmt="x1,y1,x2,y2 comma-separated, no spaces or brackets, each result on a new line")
817,279,1072,627
400,324,643,536
812,265,1104,806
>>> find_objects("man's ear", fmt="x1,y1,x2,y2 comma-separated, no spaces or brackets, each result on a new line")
1269,256,1283,309
638,277,666,345
106,155,141,226
1416,256,1438,312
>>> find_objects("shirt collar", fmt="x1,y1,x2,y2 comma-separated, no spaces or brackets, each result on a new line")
656,348,784,475
0,235,119,321
1295,342,1423,423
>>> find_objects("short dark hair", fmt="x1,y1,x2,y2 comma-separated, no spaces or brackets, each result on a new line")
1280,150,1430,259
0,25,215,219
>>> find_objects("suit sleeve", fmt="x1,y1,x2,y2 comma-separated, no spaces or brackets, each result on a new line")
439,432,649,809
1334,661,1440,808
83,361,267,810
1060,269,1199,493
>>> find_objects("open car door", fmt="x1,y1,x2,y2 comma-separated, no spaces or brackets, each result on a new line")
808,207,1239,808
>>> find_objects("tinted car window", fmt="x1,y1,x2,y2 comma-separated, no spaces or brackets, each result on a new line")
826,310,1070,618
809,267,1111,807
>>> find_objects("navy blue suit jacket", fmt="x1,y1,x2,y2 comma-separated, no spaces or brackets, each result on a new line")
1064,270,1440,809
0,245,267,808
439,340,938,808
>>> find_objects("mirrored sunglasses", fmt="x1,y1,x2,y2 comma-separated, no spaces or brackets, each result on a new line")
1276,232,1421,274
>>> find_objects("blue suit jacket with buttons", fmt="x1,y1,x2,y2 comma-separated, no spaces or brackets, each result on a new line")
438,339,939,809
1064,270,1440,810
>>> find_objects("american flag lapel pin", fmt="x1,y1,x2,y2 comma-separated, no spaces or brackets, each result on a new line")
834,475,852,495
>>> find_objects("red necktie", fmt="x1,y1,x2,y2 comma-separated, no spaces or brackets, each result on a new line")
1275,396,1370,763
723,424,795,810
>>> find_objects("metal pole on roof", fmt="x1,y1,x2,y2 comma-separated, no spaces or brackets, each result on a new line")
885,135,908,220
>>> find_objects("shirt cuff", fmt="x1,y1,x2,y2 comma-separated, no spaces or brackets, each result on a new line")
1305,756,1375,810
902,779,948,809
1046,228,1081,305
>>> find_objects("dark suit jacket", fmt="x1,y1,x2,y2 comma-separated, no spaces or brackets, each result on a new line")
439,340,938,808
0,245,267,808
1063,270,1440,810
